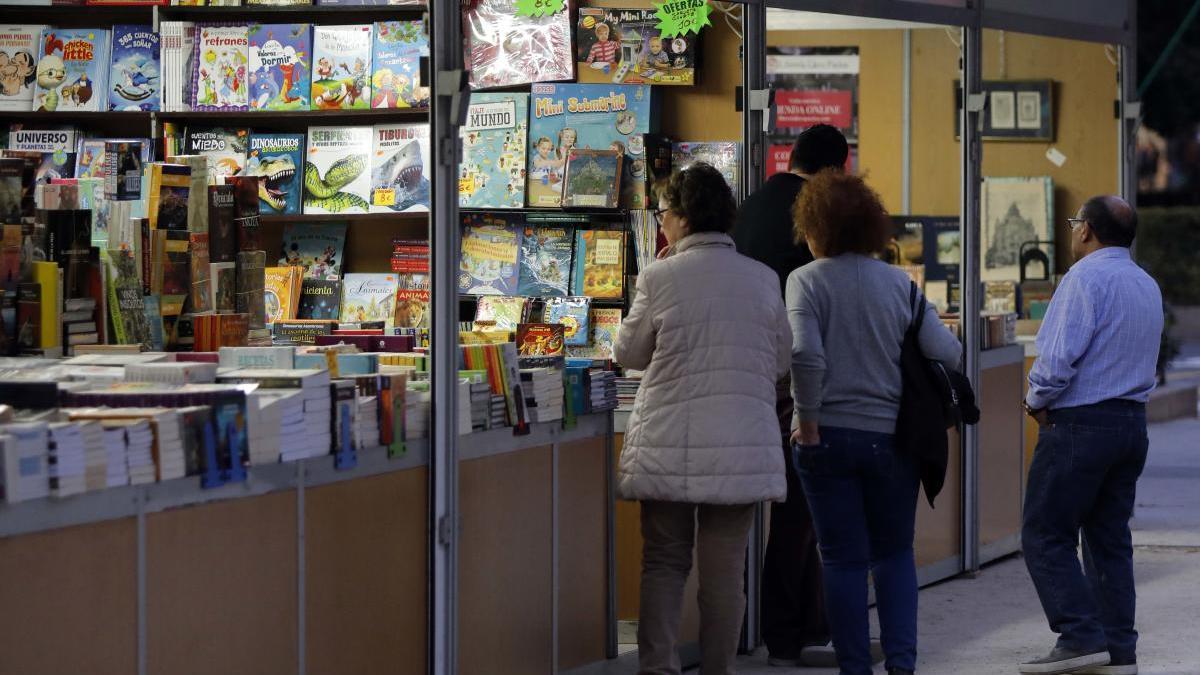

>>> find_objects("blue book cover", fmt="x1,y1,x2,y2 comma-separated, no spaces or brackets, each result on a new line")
244,133,304,215
459,92,528,210
527,83,655,208
248,23,311,111
370,20,427,109
108,25,160,112
34,27,111,112
369,122,430,213
544,296,591,346
517,226,573,297
279,221,347,280
458,214,521,296
142,294,164,351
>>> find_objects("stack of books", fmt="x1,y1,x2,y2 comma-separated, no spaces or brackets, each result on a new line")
69,408,187,482
63,298,100,355
0,422,50,504
355,394,380,448
456,379,475,435
79,420,108,492
588,370,619,412
118,420,157,486
218,369,331,462
246,391,301,465
48,422,88,498
125,362,219,384
405,383,431,441
460,371,491,432
520,368,564,424
101,424,130,488
615,376,641,412
489,394,508,430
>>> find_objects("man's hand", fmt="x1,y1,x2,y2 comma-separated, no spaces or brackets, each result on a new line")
1024,401,1050,427
790,420,820,447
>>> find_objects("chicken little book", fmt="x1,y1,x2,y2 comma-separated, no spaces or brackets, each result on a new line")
34,28,111,112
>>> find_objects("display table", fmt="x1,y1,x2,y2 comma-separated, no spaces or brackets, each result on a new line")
0,412,616,675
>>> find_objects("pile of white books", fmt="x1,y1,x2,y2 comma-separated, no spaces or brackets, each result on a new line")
125,362,219,384
356,395,380,449
590,370,619,412
68,409,187,482
100,424,130,487
490,394,508,429
217,369,332,462
405,385,431,441
521,368,564,424
120,420,157,486
0,422,50,504
615,376,641,412
218,346,295,371
79,421,108,491
456,380,474,436
48,422,87,498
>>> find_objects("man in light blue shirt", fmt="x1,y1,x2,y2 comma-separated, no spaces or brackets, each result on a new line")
1019,196,1163,675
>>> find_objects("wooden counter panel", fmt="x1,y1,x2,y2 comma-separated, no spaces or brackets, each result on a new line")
558,436,610,670
0,518,136,675
915,429,962,567
305,468,428,675
146,491,298,675
460,446,553,675
980,362,1025,547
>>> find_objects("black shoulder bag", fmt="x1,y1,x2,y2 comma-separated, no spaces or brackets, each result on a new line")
896,282,980,507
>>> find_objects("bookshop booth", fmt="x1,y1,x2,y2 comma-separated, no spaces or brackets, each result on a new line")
0,0,1137,674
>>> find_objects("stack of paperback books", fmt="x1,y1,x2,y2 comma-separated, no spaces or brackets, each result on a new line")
101,424,131,488
0,422,51,504
217,368,331,462
615,375,640,412
588,370,618,412
520,367,564,424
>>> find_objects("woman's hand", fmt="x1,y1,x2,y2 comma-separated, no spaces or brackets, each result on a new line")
790,421,820,447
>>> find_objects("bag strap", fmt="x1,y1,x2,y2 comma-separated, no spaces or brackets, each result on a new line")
908,280,926,335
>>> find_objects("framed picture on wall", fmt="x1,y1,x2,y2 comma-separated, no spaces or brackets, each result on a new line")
980,177,1055,282
955,80,1055,142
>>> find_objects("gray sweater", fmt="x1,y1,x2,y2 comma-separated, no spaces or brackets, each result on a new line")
786,254,963,434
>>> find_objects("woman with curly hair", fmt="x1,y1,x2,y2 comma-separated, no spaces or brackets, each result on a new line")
786,170,962,675
615,163,791,675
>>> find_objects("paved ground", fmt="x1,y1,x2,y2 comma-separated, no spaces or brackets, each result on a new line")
723,417,1200,675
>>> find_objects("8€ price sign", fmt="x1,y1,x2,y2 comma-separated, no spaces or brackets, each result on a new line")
653,0,713,38
515,0,566,18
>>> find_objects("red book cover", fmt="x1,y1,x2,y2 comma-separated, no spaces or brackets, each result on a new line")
331,329,386,336
314,334,372,351
175,352,219,363
219,314,249,347
371,335,415,353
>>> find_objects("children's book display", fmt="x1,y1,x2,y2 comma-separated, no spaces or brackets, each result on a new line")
278,222,347,280
191,24,249,111
304,125,372,214
576,9,697,86
563,148,622,209
185,127,249,179
339,272,396,327
572,229,624,299
0,25,43,111
34,27,111,112
108,25,160,112
543,296,590,346
517,226,573,297
243,133,304,215
459,215,521,296
459,92,528,209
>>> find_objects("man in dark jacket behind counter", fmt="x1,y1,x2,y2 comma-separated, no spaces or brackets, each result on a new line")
734,124,865,668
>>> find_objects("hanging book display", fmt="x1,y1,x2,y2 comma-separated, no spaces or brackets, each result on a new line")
563,148,622,209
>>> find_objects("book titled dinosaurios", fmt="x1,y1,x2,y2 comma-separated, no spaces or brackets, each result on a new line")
311,25,371,111
244,133,303,215
248,23,310,111
304,125,371,214
370,122,429,214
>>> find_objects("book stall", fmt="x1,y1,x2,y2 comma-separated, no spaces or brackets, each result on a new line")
0,0,1137,672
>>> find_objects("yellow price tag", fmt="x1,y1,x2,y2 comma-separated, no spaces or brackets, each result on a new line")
374,189,396,206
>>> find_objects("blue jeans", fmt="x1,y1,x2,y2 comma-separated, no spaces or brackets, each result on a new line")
793,427,920,675
1022,400,1149,662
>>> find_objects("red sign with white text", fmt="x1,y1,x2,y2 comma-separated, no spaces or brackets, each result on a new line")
774,90,853,129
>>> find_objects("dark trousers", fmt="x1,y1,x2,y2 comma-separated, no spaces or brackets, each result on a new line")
1022,399,1149,662
761,385,829,658
794,427,920,675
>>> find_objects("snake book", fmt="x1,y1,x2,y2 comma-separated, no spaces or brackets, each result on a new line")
303,125,372,214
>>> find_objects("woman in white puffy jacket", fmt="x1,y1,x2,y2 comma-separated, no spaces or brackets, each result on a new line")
615,163,792,675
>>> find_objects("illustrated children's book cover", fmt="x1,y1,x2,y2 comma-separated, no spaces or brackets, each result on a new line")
244,133,303,215
191,24,249,111
586,306,621,358
576,9,697,86
0,26,46,111
458,214,521,296
75,137,152,179
8,128,78,184
34,27,112,112
108,25,160,111
527,83,655,208
184,127,249,179
572,229,625,299
370,122,430,213
473,295,527,331
311,25,372,111
339,272,397,327
370,20,427,109
517,226,573,297
263,265,302,324
278,221,346,280
459,92,528,210
297,278,341,320
544,296,590,346
563,148,622,209
303,125,372,214
248,23,310,111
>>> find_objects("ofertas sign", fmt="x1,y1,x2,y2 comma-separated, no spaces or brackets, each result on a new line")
653,0,712,39
774,90,853,129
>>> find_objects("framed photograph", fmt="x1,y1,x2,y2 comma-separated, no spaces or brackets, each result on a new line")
955,80,1054,142
980,177,1055,282
990,91,1016,129
563,149,623,209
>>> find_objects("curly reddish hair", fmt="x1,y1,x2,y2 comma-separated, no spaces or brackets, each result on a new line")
792,170,892,257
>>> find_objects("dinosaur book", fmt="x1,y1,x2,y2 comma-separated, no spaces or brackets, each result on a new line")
248,23,310,112
311,25,372,111
108,25,159,112
303,125,371,214
245,133,303,215
190,24,249,112
34,27,111,113
369,122,429,214
0,25,45,112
